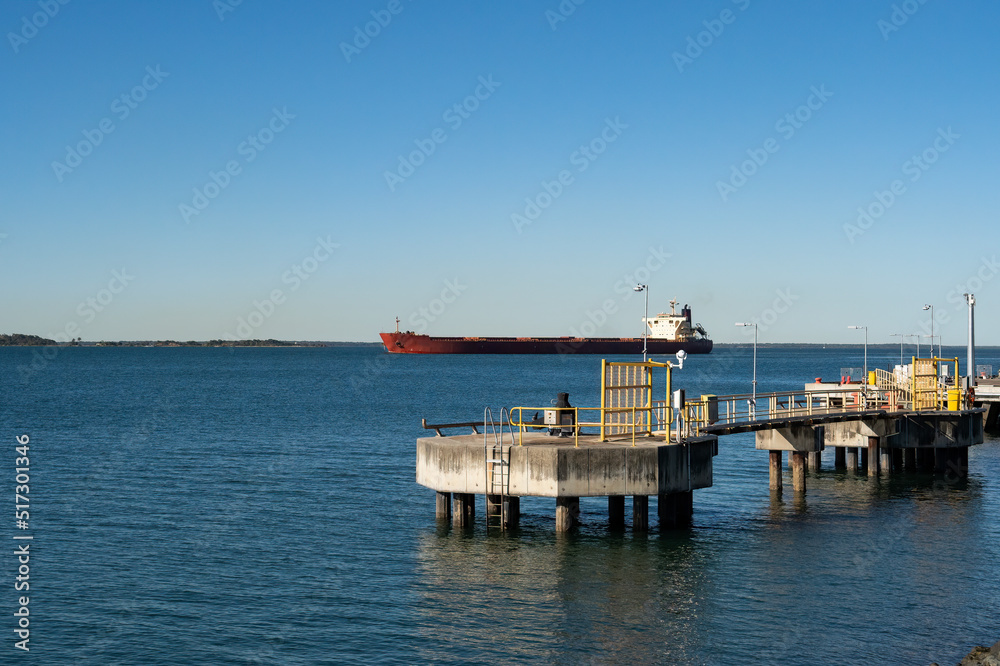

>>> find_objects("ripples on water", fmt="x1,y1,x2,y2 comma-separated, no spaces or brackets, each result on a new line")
1,346,997,664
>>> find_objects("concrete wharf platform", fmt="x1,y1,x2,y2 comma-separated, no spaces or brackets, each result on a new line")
417,431,718,532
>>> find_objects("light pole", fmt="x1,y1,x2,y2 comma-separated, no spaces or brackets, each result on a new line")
890,333,906,368
965,293,975,385
848,325,868,385
923,304,936,358
634,284,648,362
735,322,757,419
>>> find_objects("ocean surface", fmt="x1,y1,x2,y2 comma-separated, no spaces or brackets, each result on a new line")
2,344,998,665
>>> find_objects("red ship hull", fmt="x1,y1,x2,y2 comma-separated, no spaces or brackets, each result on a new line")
379,332,713,355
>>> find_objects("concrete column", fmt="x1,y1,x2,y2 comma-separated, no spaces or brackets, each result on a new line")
808,451,822,472
860,447,868,472
609,496,625,530
847,447,858,473
880,449,892,476
769,451,783,492
790,452,806,493
452,493,475,528
959,447,969,476
868,437,880,478
658,491,693,529
891,449,903,473
835,447,846,471
633,495,649,532
503,496,520,530
436,491,452,521
556,497,579,532
903,448,916,471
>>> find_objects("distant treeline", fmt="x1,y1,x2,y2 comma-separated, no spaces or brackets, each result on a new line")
0,334,57,346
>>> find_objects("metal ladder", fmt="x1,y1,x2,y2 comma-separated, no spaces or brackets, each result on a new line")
484,407,514,530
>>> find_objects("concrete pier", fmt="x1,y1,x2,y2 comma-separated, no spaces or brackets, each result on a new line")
769,451,783,491
867,437,880,477
633,496,649,532
790,452,806,492
808,451,822,472
452,493,475,528
658,491,693,528
609,496,625,529
556,497,579,532
436,491,451,521
847,447,858,472
417,431,718,532
835,447,846,470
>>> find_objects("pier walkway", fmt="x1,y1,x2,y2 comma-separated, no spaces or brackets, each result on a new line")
417,357,985,532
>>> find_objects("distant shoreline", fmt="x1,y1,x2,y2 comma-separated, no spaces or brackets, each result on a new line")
0,334,383,348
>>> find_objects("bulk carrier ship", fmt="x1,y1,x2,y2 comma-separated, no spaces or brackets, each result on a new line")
379,300,712,355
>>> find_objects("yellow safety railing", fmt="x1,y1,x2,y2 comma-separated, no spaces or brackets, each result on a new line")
911,357,960,411
600,359,673,441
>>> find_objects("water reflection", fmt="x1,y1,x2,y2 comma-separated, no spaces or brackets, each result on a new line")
413,525,710,663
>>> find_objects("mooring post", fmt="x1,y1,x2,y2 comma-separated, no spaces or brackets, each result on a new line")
452,493,475,528
847,447,858,473
609,496,625,529
867,437,880,477
633,496,649,532
436,491,452,522
769,450,783,492
790,452,806,492
555,497,579,532
835,447,846,471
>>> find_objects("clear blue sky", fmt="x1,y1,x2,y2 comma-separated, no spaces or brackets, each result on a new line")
3,0,998,344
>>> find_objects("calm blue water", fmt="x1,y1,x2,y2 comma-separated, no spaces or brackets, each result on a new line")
2,345,998,665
